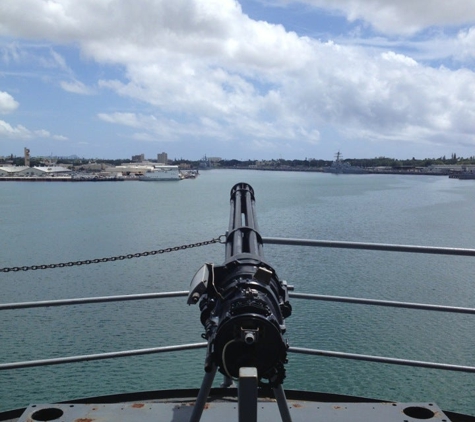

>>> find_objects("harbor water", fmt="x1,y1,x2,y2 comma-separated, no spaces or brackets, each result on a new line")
0,170,474,415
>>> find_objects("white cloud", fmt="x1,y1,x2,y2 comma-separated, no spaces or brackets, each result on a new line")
84,1,475,152
295,0,475,35
1,42,22,64
456,27,475,60
60,79,95,95
0,118,67,140
131,132,158,142
98,112,144,128
0,120,30,138
0,91,19,113
34,129,51,137
49,49,68,70
1,0,475,156
53,134,68,141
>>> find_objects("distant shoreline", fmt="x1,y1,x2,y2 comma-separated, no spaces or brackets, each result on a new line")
0,177,124,182
213,167,450,176
0,169,452,181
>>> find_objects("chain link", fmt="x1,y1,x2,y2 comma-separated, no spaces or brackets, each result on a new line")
0,237,224,273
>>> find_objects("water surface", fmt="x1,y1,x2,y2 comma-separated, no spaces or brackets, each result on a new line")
1,171,473,415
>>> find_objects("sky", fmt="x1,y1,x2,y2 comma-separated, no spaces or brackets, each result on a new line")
1,1,475,161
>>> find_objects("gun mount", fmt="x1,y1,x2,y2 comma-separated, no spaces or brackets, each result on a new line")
188,183,292,386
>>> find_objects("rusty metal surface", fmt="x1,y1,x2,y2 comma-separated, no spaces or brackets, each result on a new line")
18,401,452,422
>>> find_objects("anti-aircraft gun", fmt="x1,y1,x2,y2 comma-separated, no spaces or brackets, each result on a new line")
188,183,292,421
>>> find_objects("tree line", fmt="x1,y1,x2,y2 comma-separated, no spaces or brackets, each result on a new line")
2,153,474,169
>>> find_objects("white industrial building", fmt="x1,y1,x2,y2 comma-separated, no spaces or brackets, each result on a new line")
105,164,154,176
0,166,29,176
0,166,71,177
428,164,475,174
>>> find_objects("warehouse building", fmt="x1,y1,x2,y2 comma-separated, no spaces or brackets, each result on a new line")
0,166,71,177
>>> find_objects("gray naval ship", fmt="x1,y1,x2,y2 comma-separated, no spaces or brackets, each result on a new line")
1,183,474,422
324,151,367,174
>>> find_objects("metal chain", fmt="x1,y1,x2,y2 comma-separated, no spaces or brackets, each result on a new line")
0,236,225,273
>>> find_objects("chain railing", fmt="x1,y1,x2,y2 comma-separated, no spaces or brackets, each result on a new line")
0,236,224,273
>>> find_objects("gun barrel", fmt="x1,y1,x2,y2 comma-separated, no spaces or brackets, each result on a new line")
226,183,263,261
189,183,291,386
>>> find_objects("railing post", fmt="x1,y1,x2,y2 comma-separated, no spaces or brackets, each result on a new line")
238,367,258,422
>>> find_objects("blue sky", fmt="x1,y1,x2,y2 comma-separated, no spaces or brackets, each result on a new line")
1,0,475,161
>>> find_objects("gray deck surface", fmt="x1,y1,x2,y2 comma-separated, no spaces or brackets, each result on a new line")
18,401,448,422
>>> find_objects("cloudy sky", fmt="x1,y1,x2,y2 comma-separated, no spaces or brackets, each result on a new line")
1,0,475,161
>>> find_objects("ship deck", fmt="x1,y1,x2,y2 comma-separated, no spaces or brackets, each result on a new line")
3,388,474,422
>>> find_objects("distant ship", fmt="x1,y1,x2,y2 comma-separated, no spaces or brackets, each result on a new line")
449,170,475,180
139,165,181,181
324,151,367,174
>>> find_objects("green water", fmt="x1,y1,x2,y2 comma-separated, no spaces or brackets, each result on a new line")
0,171,474,415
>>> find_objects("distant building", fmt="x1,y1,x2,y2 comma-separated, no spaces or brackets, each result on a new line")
0,166,29,177
157,152,168,164
0,166,71,177
105,164,153,176
24,147,30,167
30,166,71,176
428,164,475,174
132,154,145,162
78,163,106,171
